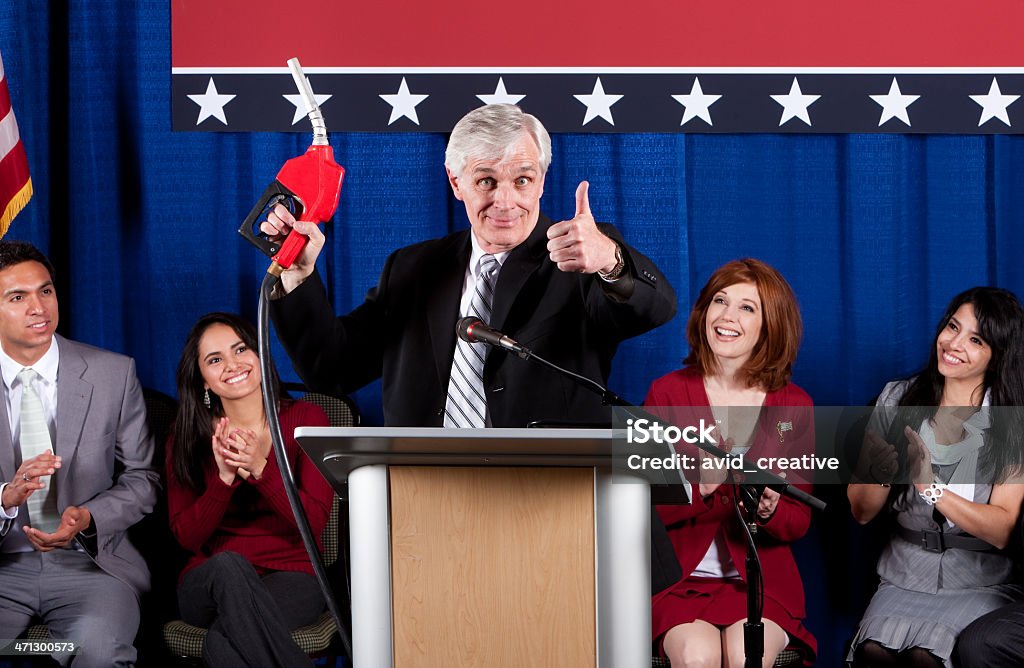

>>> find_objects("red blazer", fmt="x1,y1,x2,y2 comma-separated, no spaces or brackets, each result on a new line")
644,367,813,619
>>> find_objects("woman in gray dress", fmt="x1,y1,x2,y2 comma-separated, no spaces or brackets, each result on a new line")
847,287,1024,667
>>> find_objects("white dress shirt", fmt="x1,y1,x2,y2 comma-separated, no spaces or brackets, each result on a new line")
458,232,510,319
0,337,60,554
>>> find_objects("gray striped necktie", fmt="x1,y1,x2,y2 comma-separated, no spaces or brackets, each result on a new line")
444,254,500,428
17,368,60,532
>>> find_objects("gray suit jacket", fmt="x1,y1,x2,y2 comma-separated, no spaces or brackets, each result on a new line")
0,335,159,595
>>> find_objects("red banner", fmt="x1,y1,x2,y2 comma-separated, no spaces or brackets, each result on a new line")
173,0,1024,68
172,1,1024,133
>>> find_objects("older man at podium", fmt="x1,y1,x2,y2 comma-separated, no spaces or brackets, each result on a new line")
263,103,675,429
263,103,681,668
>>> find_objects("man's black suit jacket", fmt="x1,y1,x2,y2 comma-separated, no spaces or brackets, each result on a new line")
271,214,684,592
271,214,677,427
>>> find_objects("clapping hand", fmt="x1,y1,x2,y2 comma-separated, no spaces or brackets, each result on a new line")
212,417,240,485
739,481,784,521
222,428,269,481
1,451,61,510
905,426,933,491
855,429,900,484
698,427,735,497
24,506,91,552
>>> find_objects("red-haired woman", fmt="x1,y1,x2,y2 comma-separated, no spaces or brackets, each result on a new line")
645,259,816,667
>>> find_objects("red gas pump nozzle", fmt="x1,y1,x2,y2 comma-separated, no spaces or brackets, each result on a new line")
239,58,345,277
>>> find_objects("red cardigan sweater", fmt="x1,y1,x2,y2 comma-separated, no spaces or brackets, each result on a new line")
644,367,814,620
167,400,334,579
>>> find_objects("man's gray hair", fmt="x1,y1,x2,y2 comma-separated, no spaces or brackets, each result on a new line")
445,104,552,176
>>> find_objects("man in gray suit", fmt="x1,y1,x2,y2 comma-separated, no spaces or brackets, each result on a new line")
0,241,158,666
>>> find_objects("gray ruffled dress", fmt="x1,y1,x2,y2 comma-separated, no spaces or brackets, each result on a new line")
847,381,1024,665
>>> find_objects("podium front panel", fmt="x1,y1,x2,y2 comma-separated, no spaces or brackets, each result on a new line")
298,428,652,668
390,466,596,667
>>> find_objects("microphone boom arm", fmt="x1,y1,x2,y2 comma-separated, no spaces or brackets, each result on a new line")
455,316,825,512
519,347,629,408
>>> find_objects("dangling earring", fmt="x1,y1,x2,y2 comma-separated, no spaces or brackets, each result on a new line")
203,388,211,408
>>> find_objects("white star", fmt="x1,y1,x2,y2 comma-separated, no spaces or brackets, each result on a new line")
283,91,333,126
671,78,722,126
870,78,920,127
970,78,1019,127
476,78,525,106
379,78,429,126
573,78,624,126
770,78,820,127
187,78,236,126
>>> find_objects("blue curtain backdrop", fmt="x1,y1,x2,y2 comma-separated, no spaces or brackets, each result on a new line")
2,1,1024,664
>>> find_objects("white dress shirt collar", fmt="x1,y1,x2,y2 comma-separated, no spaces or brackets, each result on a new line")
0,336,60,391
468,231,510,279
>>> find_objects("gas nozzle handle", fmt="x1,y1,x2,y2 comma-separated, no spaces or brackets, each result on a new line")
238,181,305,259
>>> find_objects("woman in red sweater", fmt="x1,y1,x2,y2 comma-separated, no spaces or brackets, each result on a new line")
167,312,334,667
645,259,816,667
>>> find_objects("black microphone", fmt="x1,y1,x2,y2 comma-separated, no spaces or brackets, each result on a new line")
456,317,528,357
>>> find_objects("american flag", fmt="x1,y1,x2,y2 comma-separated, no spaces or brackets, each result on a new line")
0,49,32,237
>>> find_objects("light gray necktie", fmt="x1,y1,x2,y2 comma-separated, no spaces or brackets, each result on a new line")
17,368,60,532
444,254,500,428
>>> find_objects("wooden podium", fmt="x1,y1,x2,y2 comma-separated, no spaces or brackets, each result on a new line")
295,427,652,668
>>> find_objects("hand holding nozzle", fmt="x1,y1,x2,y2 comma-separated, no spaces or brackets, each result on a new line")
261,203,325,290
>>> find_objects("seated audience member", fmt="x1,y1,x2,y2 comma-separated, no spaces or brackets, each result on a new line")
0,241,158,666
645,259,816,667
847,287,1024,667
166,313,333,667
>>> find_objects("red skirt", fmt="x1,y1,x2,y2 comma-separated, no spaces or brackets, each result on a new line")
653,578,816,665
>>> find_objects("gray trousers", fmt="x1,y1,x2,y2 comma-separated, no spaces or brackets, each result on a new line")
178,551,325,668
0,550,140,667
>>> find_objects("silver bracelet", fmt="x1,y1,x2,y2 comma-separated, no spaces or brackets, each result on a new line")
919,483,947,505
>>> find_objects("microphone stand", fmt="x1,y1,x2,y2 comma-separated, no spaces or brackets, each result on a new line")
516,347,630,409
736,484,765,668
481,329,823,667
